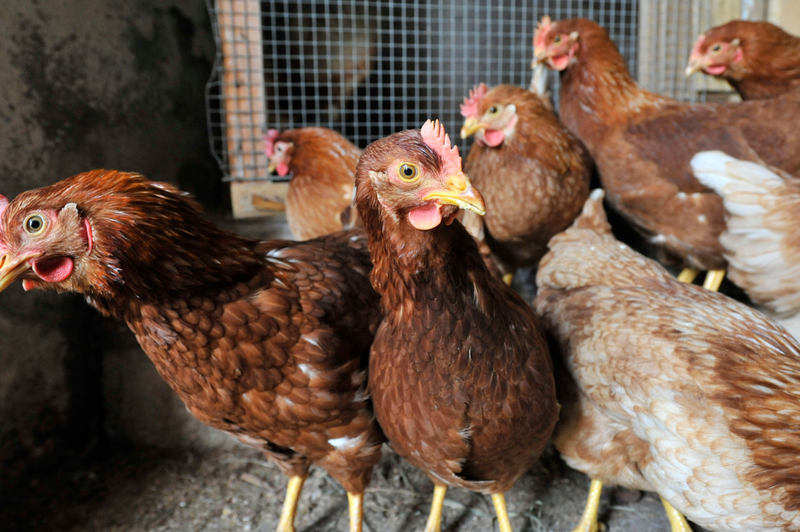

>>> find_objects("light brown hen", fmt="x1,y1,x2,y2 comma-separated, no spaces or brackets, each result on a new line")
266,127,360,240
535,190,800,532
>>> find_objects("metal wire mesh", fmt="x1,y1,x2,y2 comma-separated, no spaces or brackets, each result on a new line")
206,0,717,184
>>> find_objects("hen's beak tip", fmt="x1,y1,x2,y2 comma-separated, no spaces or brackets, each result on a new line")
0,255,31,294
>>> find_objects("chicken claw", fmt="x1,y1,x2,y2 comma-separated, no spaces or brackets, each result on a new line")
660,497,693,532
276,474,308,532
570,479,603,532
423,485,447,532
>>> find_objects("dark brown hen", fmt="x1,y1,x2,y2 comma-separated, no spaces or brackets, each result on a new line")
355,120,558,532
534,17,800,292
459,83,592,278
686,20,800,100
0,169,383,532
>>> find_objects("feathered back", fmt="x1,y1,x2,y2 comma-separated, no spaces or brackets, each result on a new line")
537,189,675,292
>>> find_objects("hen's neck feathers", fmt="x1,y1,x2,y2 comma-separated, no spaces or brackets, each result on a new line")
559,24,671,130
48,171,264,317
357,188,489,316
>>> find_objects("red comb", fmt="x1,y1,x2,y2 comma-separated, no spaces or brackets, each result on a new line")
420,119,462,176
265,129,280,157
534,15,553,51
460,83,488,118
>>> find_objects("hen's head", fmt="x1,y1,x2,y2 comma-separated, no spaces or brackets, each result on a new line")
686,22,746,79
0,170,254,307
533,17,611,72
0,191,93,294
265,129,294,177
460,84,519,147
355,120,485,232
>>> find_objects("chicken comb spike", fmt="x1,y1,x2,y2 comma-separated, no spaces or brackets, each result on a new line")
534,15,553,51
265,129,280,157
420,119,462,176
459,83,488,119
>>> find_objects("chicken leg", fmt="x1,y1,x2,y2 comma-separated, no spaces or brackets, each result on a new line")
702,269,725,292
347,491,364,532
677,268,698,284
491,493,515,532
660,497,693,532
423,484,447,532
276,474,308,532
570,479,603,532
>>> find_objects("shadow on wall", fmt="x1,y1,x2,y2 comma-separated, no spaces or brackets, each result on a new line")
0,0,223,492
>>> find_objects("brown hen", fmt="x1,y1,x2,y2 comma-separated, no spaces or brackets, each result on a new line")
266,127,361,240
535,189,800,532
459,83,592,278
686,20,800,100
534,17,800,291
355,120,558,532
0,170,383,532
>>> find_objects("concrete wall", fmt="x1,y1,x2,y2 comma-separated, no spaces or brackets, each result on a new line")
0,0,229,482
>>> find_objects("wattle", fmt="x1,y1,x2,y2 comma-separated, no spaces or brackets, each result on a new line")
408,202,443,230
483,129,505,147
32,256,74,283
277,162,290,176
706,64,727,76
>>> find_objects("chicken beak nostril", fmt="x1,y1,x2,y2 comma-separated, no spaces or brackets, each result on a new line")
447,174,468,192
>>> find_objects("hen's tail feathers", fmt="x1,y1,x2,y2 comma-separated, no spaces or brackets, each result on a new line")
692,150,787,208
692,150,800,316
572,189,612,235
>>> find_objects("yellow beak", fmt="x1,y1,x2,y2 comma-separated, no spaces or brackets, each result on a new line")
267,161,278,173
460,118,486,139
685,55,704,77
423,173,486,216
532,48,547,66
0,254,31,294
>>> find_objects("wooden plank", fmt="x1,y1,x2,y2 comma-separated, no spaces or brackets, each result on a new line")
230,181,289,219
769,0,800,35
216,0,274,218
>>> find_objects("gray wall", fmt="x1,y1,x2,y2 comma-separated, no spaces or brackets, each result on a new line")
0,0,227,483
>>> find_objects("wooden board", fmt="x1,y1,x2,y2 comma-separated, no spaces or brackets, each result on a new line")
230,181,289,218
216,0,279,218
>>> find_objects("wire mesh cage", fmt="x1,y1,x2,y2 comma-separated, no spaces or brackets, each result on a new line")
205,0,750,216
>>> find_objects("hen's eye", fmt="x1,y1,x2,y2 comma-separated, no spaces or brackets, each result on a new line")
488,106,499,114
24,214,46,235
554,35,561,43
398,163,420,182
712,44,721,52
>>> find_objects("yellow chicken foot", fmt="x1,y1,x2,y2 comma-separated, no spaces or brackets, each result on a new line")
703,269,726,292
503,273,514,286
276,474,308,532
660,497,693,532
570,479,603,532
423,484,447,532
677,268,699,284
348,492,364,532
491,493,514,532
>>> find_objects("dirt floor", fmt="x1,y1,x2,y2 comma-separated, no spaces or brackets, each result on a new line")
4,441,712,532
